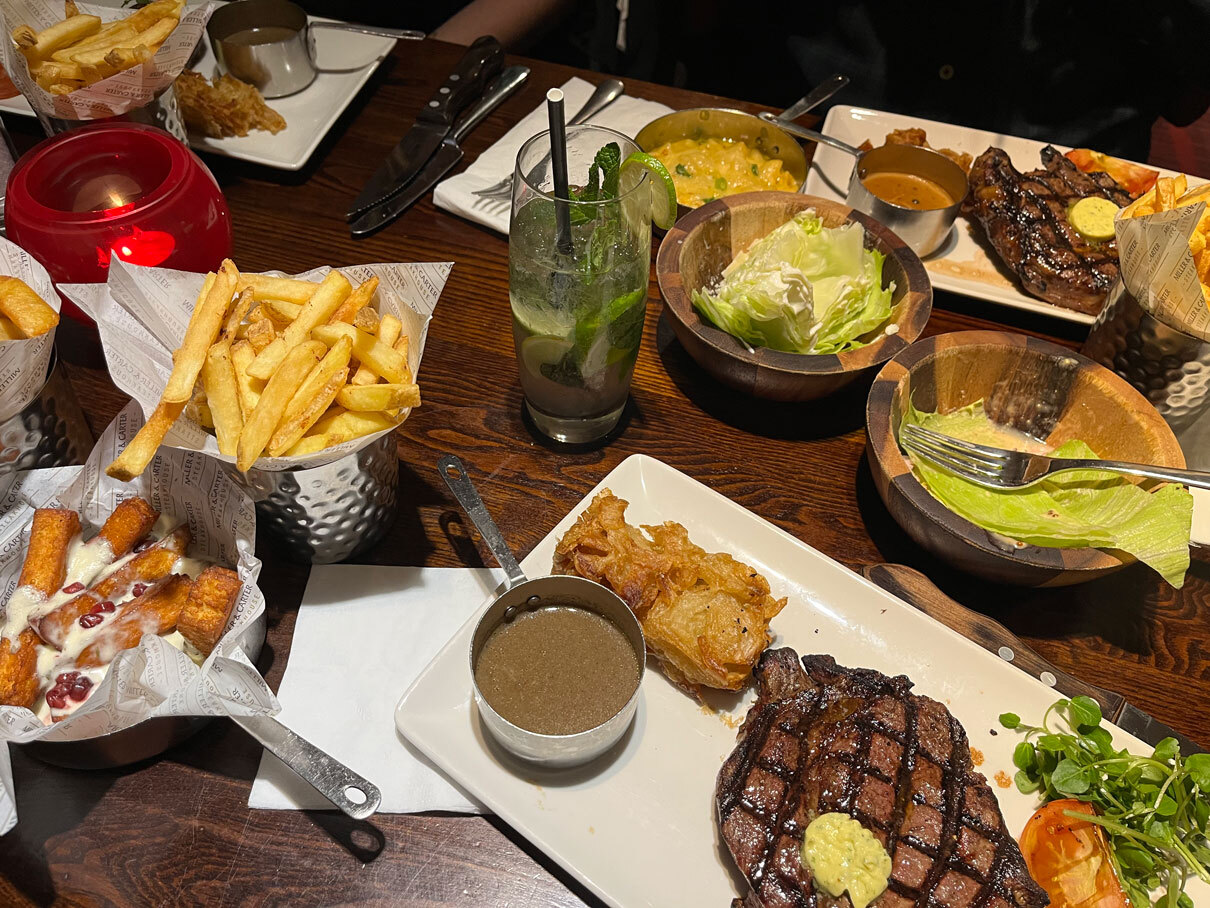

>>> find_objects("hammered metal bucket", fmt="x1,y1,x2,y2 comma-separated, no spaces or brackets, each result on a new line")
0,353,92,489
34,85,187,142
1082,280,1210,433
224,434,399,564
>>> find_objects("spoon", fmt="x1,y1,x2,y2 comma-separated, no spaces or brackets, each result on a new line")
776,73,849,123
758,112,863,156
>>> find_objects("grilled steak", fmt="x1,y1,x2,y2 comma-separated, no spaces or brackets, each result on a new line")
716,649,1047,908
963,145,1133,315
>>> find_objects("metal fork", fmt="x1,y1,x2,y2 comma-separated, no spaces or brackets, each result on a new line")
472,78,625,202
900,423,1210,491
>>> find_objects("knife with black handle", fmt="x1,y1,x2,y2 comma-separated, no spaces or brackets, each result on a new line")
347,35,505,220
861,562,1206,755
350,64,530,236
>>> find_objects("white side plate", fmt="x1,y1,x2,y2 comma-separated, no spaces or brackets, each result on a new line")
0,18,394,172
396,454,1204,907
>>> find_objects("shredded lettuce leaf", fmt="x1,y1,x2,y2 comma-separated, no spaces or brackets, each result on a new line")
690,210,895,355
903,402,1192,587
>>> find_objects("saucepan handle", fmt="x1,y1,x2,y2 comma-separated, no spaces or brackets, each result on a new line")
438,455,528,589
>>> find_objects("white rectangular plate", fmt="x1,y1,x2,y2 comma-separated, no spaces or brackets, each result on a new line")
396,454,1206,907
804,105,1182,326
0,18,393,172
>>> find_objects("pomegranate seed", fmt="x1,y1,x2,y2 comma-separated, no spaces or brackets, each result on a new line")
89,603,105,615
62,582,84,594
69,678,92,700
56,671,79,683
45,690,66,709
99,600,115,612
131,583,148,597
79,613,103,629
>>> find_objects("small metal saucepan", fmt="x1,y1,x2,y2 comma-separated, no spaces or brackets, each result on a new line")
764,114,969,257
208,0,424,99
438,455,645,769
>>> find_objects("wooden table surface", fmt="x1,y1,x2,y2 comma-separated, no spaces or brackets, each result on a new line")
2,40,1207,908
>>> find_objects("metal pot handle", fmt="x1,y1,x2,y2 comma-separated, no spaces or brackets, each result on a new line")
437,455,527,590
233,715,382,820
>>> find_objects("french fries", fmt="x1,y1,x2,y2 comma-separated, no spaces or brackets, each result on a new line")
0,317,25,341
0,277,59,338
236,340,325,470
105,264,421,480
246,270,352,379
11,0,182,94
1120,174,1210,309
336,383,420,412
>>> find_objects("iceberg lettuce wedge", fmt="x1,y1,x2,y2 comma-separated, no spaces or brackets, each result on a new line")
690,210,896,355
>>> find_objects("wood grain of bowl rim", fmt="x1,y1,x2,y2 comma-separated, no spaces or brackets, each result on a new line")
655,192,934,384
865,329,1187,583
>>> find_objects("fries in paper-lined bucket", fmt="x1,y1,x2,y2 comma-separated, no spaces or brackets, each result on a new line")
61,258,449,480
0,0,213,118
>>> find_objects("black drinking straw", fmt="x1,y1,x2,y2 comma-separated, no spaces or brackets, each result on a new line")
546,88,574,257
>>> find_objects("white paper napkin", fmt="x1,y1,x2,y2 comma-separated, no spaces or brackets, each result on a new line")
248,565,502,814
433,76,672,235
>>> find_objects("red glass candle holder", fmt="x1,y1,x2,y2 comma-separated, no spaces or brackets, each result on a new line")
5,123,232,330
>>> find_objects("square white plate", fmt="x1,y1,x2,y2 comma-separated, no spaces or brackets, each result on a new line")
0,18,394,172
804,105,1188,326
396,454,1203,907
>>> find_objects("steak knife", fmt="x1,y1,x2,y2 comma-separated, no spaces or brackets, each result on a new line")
347,36,505,220
350,64,530,237
861,563,1206,755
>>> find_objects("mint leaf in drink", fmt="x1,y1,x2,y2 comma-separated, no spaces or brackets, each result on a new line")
596,142,621,197
572,142,622,204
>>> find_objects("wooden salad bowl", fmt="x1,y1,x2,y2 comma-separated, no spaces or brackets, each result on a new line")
655,192,932,401
865,330,1187,587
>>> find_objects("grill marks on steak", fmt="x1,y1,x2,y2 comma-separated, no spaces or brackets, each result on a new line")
963,145,1134,315
716,650,1047,908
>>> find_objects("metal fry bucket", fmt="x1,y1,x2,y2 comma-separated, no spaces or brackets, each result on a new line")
0,353,92,483
223,434,399,564
1082,279,1210,432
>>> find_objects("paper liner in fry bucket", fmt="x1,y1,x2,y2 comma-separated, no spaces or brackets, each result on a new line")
1113,197,1209,339
0,399,276,834
61,258,451,562
0,235,61,423
0,0,215,123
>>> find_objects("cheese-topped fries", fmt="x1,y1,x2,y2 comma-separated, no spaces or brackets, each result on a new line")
0,498,242,723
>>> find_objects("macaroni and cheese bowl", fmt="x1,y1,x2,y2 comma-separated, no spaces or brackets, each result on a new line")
636,108,808,217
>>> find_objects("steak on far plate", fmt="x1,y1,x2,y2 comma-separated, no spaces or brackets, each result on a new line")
963,145,1133,315
716,649,1047,908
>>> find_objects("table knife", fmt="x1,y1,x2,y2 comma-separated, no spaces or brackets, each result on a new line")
347,35,504,220
350,64,530,237
861,563,1206,755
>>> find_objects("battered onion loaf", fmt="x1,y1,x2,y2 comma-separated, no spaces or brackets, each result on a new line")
553,491,785,694
175,70,286,138
718,649,1047,908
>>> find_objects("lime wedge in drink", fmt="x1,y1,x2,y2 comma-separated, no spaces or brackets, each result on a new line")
521,335,575,373
513,303,575,341
621,152,678,229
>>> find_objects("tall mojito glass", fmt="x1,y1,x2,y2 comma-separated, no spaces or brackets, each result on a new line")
509,126,652,443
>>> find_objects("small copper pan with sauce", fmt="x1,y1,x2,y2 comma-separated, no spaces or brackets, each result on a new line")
438,456,645,769
763,115,968,257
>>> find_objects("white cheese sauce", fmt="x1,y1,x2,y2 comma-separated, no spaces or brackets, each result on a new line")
1,514,208,725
